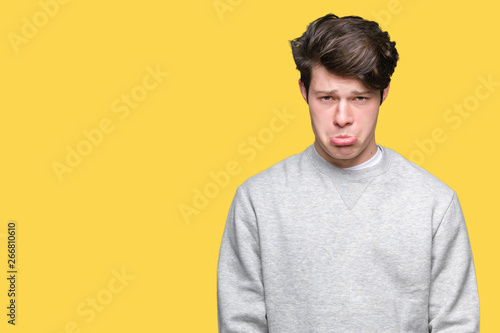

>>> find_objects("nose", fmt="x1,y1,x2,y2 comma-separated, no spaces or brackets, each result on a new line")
333,100,353,128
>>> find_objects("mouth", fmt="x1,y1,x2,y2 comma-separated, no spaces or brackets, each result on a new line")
330,135,358,146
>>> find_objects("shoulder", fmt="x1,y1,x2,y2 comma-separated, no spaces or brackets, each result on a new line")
239,145,310,194
383,146,456,198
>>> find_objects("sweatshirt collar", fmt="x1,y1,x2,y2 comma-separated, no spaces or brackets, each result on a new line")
306,143,391,181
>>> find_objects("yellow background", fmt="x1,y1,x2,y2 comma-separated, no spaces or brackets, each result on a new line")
1,0,498,331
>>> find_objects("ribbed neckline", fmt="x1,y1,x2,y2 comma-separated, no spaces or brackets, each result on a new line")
306,143,391,181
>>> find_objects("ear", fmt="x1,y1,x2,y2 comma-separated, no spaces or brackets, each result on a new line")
381,82,390,104
299,79,308,103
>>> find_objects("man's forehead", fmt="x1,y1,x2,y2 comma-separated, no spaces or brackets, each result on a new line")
310,65,372,92
313,88,374,95
310,79,375,95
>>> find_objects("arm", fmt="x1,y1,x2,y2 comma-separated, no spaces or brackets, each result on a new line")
217,186,268,333
428,193,480,332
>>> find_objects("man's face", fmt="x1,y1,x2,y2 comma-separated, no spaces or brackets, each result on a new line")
300,65,390,168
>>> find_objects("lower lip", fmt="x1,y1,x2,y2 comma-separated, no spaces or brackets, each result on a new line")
330,136,357,146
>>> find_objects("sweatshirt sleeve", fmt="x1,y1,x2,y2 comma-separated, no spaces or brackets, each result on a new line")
428,193,480,332
217,185,268,333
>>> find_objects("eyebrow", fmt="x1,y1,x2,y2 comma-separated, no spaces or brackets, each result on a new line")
315,89,372,95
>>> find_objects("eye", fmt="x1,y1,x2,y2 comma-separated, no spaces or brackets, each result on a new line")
354,96,367,102
320,96,333,101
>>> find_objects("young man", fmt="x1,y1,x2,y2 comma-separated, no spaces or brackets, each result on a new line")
217,14,479,332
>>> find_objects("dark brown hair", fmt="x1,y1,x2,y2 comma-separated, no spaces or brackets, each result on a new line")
290,14,399,102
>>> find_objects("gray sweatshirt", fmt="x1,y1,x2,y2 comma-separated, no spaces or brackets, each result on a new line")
217,144,479,332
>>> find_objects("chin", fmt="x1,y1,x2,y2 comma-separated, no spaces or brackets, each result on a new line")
330,150,359,160
322,145,356,158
